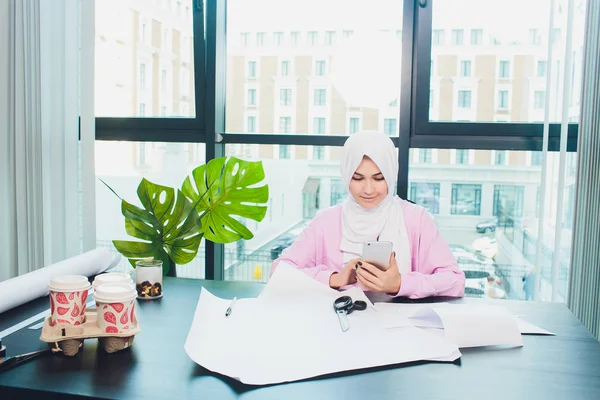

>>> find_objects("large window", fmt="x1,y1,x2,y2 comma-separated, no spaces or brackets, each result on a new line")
94,0,584,305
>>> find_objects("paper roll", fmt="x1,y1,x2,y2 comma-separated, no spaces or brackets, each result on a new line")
0,248,122,314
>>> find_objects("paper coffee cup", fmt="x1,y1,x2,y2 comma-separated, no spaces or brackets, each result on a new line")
48,275,91,326
94,284,138,334
92,273,135,307
92,272,135,291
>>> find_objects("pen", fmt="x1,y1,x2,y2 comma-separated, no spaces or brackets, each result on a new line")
225,297,237,317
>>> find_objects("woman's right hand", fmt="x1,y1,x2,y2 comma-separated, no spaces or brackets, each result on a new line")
329,259,359,289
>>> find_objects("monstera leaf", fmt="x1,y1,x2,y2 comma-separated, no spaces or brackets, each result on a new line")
181,156,269,243
111,178,204,275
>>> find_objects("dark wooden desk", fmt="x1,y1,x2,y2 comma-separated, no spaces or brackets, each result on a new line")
1,277,600,399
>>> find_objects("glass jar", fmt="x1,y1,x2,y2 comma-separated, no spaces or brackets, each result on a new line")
135,260,163,300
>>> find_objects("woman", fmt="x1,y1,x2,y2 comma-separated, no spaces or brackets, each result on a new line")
270,131,465,299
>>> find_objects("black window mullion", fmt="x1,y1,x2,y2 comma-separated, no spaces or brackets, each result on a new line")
204,0,226,281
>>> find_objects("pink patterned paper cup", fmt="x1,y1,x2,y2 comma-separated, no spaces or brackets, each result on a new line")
92,273,135,307
94,284,138,334
48,275,91,326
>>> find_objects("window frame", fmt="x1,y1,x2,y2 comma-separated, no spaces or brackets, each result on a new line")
96,0,580,281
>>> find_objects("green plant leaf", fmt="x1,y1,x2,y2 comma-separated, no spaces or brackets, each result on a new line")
181,156,269,243
111,178,204,274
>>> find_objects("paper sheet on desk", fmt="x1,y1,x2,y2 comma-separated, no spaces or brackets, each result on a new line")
375,302,553,336
0,249,121,314
185,264,461,385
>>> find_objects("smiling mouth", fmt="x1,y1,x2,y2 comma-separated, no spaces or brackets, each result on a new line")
361,196,377,201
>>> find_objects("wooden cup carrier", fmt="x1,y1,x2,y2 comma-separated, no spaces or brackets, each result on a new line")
40,309,141,356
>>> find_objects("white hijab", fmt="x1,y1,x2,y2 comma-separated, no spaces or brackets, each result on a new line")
340,131,411,274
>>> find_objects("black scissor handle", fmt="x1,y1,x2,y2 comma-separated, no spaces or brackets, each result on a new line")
351,300,367,311
333,296,353,312
333,296,367,314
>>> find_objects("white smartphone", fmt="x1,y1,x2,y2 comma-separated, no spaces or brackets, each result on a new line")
361,241,393,271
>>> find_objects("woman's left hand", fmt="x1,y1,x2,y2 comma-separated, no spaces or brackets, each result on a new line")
356,252,402,295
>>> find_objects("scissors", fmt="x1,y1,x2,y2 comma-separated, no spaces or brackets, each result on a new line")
333,296,367,332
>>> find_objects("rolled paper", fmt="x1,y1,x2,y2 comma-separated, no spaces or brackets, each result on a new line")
0,248,122,314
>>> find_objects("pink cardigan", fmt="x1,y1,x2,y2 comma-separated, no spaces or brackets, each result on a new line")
270,201,465,299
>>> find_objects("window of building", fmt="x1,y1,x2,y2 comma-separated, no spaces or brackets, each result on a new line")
348,117,360,134
281,60,290,76
256,32,265,46
137,143,146,166
280,88,292,106
308,31,318,45
529,28,540,45
273,32,283,46
534,91,545,109
451,184,482,215
279,116,292,133
470,29,483,45
315,60,326,76
432,29,444,45
290,31,300,45
313,146,325,160
247,116,256,133
325,31,336,45
419,149,432,163
493,185,525,219
531,152,542,166
460,60,471,77
247,88,257,106
456,149,469,164
410,182,440,214
161,69,167,91
498,90,509,109
240,32,249,46
313,117,326,134
494,150,506,165
499,60,510,78
458,90,471,108
279,145,291,159
139,103,146,116
139,63,146,90
383,118,397,136
330,178,346,206
247,61,256,78
452,29,464,45
537,60,547,77
313,89,326,106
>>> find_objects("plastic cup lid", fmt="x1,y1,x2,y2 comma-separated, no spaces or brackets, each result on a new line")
94,283,137,303
49,275,91,292
92,272,133,287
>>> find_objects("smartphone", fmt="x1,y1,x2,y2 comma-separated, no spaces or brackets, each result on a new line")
361,241,393,271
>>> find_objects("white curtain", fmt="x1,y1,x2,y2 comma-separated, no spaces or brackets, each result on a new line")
0,0,93,281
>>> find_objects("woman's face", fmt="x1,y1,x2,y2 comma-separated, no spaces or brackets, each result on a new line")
348,156,389,209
